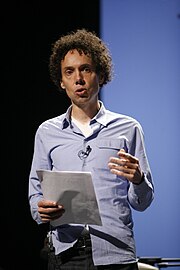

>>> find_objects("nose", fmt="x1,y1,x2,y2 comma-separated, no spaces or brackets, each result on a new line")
75,78,85,85
75,70,85,85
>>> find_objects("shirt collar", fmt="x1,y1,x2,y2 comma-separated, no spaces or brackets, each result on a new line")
61,101,109,129
90,101,108,126
61,106,72,129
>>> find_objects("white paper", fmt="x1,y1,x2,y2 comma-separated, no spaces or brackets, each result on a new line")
37,170,102,227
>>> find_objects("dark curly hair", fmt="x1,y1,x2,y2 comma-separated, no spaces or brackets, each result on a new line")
49,28,113,91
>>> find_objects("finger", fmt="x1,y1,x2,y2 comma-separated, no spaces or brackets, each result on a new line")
41,208,65,218
38,204,64,214
118,149,139,164
109,160,139,171
109,161,136,173
39,208,65,222
38,200,65,209
109,157,125,165
38,200,59,208
109,166,138,181
109,157,136,168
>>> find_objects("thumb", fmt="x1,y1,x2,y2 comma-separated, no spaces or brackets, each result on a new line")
118,148,127,159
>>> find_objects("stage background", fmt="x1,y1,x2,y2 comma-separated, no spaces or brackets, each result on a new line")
2,1,180,269
2,1,99,270
100,0,180,260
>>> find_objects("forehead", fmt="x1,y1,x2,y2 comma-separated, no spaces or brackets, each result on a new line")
61,49,93,66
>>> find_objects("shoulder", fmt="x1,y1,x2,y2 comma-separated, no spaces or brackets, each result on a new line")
106,109,142,128
36,114,66,133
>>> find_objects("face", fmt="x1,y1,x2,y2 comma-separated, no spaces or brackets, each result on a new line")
60,49,103,108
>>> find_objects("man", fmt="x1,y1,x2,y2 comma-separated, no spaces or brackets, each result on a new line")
28,28,154,270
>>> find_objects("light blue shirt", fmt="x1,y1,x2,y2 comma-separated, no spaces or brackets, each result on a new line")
28,101,154,265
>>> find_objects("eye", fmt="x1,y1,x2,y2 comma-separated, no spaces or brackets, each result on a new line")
65,69,73,76
85,67,91,72
82,66,91,73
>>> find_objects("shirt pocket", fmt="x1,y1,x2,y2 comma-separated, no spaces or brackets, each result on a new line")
95,138,128,169
96,137,128,152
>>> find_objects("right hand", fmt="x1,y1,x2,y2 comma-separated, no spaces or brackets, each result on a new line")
38,200,65,223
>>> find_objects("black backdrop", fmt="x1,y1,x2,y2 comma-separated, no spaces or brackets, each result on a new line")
2,2,100,269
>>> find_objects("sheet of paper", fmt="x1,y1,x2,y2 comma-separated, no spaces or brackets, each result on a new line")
37,170,102,227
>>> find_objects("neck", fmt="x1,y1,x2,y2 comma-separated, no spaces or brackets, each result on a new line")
71,101,100,124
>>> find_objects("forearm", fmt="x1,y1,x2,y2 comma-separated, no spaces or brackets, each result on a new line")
128,172,154,211
29,194,44,224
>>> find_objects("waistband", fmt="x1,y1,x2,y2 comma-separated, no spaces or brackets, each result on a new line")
75,229,91,249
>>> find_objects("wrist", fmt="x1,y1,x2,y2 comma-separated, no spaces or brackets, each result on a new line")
134,172,145,185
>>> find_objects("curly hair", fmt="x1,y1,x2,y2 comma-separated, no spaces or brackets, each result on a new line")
49,28,113,91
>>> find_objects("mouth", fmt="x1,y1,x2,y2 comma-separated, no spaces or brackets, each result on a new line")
75,88,87,96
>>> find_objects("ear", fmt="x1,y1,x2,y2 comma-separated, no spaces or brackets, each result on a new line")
60,81,66,89
99,74,104,86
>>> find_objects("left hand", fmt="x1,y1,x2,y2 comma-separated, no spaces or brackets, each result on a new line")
108,148,143,184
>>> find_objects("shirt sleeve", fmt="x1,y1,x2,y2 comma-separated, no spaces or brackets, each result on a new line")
28,126,51,224
127,121,154,211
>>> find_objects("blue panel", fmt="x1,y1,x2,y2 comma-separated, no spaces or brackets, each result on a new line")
100,0,180,258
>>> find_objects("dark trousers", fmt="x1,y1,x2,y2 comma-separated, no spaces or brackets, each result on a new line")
47,235,138,270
